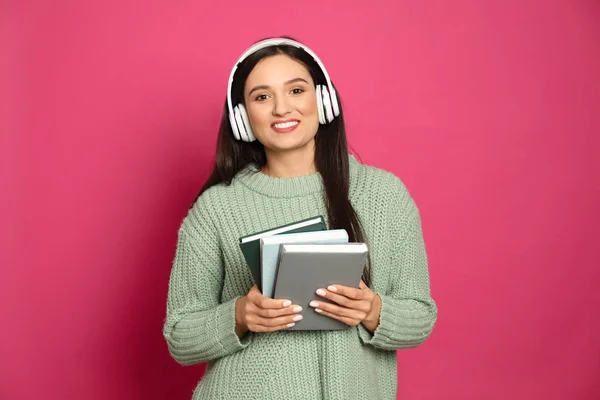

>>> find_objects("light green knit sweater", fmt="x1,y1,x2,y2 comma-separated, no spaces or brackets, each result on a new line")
163,155,437,400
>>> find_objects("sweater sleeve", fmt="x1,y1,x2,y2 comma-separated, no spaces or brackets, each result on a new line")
163,206,251,365
358,191,438,351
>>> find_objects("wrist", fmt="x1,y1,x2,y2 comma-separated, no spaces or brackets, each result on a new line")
363,294,381,332
234,296,249,338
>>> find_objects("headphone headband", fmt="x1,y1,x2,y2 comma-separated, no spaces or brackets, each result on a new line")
226,38,338,126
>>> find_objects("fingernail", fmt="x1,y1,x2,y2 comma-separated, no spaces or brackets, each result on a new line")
293,315,303,321
282,300,291,307
327,285,337,292
316,289,326,296
315,309,323,313
293,306,302,313
287,322,295,328
309,301,319,307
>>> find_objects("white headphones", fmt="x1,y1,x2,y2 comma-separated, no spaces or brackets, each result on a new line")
227,38,340,142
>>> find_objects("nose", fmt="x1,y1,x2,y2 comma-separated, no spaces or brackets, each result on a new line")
272,94,292,117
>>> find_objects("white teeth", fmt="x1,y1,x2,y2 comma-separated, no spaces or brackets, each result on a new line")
273,121,299,129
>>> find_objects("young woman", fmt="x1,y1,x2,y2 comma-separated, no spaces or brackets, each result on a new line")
163,36,437,400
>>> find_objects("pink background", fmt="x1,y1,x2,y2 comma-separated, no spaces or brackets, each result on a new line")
2,0,599,399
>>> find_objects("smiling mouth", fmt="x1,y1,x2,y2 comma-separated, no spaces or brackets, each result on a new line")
272,121,299,129
271,120,300,133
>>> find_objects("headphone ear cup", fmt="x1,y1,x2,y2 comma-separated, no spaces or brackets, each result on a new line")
230,107,241,140
233,105,249,142
329,85,340,117
237,103,256,142
316,85,326,124
321,86,334,123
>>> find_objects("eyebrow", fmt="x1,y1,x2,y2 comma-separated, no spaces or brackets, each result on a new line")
247,78,309,97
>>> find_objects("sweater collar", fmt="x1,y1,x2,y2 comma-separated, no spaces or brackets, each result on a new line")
235,154,359,198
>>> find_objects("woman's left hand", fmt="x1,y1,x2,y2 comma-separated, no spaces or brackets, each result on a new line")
310,281,382,332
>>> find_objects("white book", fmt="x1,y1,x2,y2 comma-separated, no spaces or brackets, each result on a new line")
260,229,349,298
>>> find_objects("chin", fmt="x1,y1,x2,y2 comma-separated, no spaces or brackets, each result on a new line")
269,142,310,153
260,131,316,153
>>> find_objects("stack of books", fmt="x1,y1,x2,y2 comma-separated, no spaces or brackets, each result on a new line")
239,216,368,330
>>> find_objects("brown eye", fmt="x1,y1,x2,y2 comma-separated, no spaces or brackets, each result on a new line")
291,88,304,94
255,94,269,101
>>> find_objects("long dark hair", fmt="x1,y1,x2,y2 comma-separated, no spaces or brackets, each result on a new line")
196,37,372,287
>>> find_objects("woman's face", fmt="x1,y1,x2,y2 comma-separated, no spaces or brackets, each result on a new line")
243,54,319,154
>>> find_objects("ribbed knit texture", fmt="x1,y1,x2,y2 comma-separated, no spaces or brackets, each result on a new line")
163,155,437,400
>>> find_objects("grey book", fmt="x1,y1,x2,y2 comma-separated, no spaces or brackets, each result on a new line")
272,243,368,331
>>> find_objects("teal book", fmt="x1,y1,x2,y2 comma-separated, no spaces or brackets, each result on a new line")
260,229,349,298
239,216,326,291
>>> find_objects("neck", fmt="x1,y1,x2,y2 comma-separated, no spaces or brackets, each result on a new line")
262,141,317,178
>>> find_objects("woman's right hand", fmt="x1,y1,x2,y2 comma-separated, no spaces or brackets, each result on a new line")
235,285,303,336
